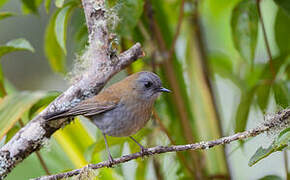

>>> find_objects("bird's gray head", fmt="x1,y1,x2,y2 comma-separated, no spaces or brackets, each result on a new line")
134,71,170,100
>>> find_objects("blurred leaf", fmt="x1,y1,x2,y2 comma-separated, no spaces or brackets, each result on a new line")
273,0,290,17
53,118,93,168
44,9,66,74
259,175,283,180
231,0,258,63
21,0,38,14
55,0,65,8
45,0,52,13
0,0,9,8
0,91,53,140
0,12,15,20
74,23,88,52
256,84,271,111
5,124,20,143
0,66,5,97
54,2,77,54
273,82,289,108
0,38,34,58
275,9,290,54
116,0,144,37
234,90,254,133
208,53,242,88
249,128,290,166
28,91,60,119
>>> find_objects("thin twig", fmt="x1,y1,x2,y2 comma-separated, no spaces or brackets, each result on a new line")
34,108,290,180
284,151,289,180
168,0,185,60
256,0,276,79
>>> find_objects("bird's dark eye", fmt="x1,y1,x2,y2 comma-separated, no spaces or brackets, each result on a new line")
144,81,153,88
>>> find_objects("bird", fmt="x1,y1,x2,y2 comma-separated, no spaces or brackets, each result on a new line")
43,71,170,165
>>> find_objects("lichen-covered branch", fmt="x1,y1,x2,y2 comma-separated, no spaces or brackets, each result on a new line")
0,0,144,179
35,108,290,180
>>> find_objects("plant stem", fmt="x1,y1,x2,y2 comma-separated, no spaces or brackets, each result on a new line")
256,0,276,79
284,151,289,180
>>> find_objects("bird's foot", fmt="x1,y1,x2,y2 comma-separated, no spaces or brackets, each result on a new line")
140,146,149,156
108,155,116,167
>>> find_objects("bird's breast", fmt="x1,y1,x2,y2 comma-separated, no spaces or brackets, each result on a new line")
92,100,154,137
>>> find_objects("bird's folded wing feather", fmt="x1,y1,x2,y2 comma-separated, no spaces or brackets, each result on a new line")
43,88,120,120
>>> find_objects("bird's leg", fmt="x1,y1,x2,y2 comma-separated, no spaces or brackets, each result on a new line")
129,136,148,154
103,133,115,167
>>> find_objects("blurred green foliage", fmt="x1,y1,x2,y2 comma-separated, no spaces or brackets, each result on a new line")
0,0,289,179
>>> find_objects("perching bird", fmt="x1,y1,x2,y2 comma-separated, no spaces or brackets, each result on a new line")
44,71,170,164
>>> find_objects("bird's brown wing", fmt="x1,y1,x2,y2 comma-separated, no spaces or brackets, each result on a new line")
43,88,121,121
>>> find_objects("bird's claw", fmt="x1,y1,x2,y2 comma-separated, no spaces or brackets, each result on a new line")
108,155,115,167
140,147,149,155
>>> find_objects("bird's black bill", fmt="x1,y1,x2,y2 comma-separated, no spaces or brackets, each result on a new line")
158,87,171,93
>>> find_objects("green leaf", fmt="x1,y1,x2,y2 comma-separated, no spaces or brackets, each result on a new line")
0,38,34,58
21,0,38,14
249,128,290,166
273,0,290,17
45,0,52,13
44,9,66,74
0,0,9,8
273,82,289,108
28,91,60,119
208,53,242,88
259,175,283,180
0,12,15,20
256,84,271,111
231,0,258,63
115,0,144,37
0,91,54,140
5,124,21,143
54,2,77,55
55,0,65,8
275,9,290,54
234,90,255,133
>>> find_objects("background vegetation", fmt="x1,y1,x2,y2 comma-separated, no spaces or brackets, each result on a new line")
0,0,289,179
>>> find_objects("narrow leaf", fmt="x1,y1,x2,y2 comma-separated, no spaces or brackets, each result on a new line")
0,38,34,58
0,91,53,140
275,9,290,54
44,9,66,73
0,12,15,20
231,0,258,63
54,2,77,55
273,82,289,108
28,91,60,118
45,0,52,13
256,84,271,111
234,90,255,133
274,0,290,17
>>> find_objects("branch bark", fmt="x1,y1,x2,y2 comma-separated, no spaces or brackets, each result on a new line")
34,108,290,180
0,0,144,179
